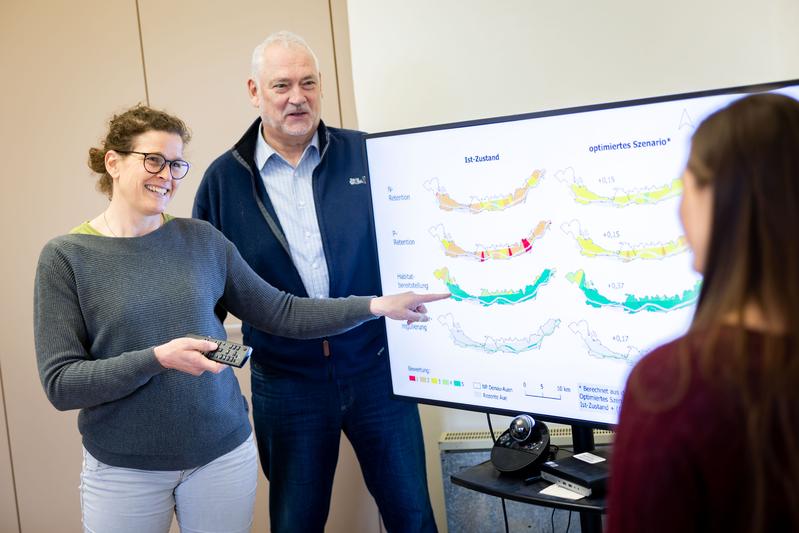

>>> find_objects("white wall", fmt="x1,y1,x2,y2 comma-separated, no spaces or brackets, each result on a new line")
346,0,799,529
349,0,798,131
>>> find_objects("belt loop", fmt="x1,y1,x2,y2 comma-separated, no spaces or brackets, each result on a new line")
323,339,331,357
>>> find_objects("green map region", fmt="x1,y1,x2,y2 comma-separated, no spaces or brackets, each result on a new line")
566,269,701,313
433,267,555,306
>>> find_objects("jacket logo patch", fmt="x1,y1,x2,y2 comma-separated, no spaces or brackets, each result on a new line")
349,176,367,185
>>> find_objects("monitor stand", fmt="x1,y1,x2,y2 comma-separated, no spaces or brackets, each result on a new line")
571,425,602,533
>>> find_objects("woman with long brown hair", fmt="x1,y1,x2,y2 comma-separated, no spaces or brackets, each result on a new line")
607,93,799,532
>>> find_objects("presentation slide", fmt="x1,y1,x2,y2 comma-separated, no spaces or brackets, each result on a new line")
365,82,799,426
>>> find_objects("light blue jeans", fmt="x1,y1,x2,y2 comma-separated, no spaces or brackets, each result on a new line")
80,433,257,533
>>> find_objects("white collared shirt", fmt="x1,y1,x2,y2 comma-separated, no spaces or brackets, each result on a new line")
254,127,329,298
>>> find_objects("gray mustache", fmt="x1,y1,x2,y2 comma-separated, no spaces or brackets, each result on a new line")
285,105,310,115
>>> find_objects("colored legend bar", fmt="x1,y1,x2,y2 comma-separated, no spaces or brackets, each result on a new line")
407,374,464,387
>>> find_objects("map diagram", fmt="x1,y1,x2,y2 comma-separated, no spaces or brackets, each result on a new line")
566,269,701,313
438,314,560,354
568,320,641,361
561,220,687,261
555,167,682,207
429,221,550,261
434,266,555,306
423,170,544,213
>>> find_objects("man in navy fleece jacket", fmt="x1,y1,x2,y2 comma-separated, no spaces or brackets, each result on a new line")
193,31,437,533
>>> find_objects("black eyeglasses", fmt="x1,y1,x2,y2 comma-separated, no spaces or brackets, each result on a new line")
116,150,191,180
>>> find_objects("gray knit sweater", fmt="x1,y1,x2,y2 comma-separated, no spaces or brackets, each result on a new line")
34,218,375,470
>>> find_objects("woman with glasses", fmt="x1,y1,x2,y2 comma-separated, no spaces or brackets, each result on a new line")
607,93,799,532
33,105,447,533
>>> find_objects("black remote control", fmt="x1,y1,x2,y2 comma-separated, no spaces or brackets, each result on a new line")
186,334,252,368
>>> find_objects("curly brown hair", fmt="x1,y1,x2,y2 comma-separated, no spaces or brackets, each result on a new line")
88,105,191,199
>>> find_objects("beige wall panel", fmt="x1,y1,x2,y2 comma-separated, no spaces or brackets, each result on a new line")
0,1,147,531
138,2,379,531
137,0,344,218
0,372,20,533
330,0,359,129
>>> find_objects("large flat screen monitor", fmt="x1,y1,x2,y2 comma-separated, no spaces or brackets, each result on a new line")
365,79,799,429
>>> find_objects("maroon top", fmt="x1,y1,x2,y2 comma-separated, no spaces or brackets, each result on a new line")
606,329,792,532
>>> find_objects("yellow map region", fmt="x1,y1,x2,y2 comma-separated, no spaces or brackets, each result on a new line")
435,220,550,261
571,177,683,206
436,170,543,213
575,235,688,261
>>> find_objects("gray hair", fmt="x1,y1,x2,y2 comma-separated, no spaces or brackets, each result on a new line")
250,31,320,86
